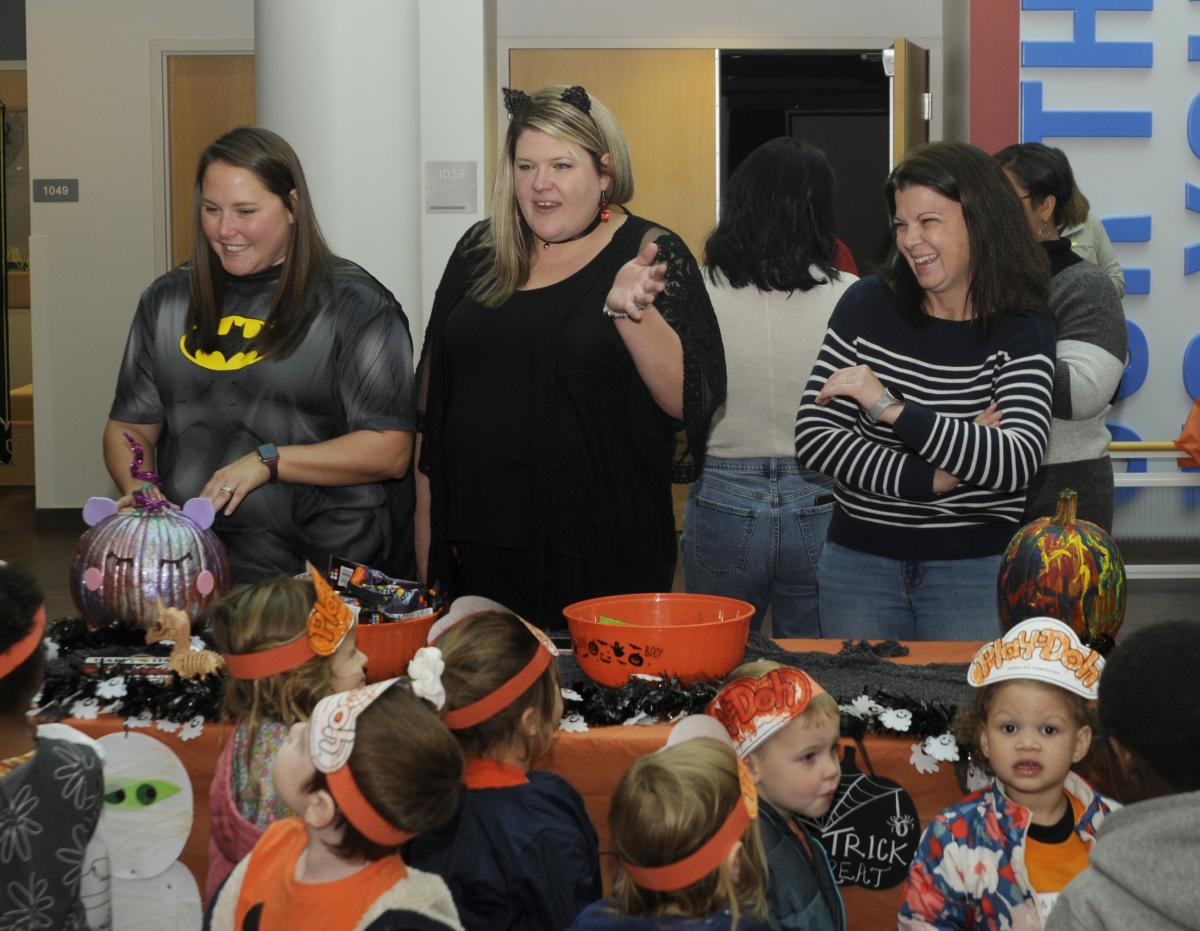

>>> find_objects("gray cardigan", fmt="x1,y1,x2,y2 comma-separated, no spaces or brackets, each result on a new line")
1043,258,1126,466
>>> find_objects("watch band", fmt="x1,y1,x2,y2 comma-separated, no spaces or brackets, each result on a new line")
866,389,899,423
257,444,280,484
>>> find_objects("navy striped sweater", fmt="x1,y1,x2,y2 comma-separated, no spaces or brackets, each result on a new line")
795,276,1055,560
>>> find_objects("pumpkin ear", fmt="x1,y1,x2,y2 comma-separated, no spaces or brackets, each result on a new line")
83,497,119,527
182,497,215,530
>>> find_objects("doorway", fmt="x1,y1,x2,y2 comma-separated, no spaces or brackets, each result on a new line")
720,50,892,272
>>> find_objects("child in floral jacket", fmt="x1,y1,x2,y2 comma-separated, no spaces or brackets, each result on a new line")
899,619,1119,930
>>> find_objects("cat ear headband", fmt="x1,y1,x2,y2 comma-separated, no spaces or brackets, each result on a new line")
222,564,356,680
427,597,556,731
707,666,827,758
619,715,758,893
0,605,45,679
502,84,592,119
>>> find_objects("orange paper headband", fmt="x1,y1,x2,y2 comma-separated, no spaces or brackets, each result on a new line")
620,762,757,892
0,605,45,679
327,760,413,848
439,619,557,731
223,564,355,681
310,678,412,847
707,666,826,758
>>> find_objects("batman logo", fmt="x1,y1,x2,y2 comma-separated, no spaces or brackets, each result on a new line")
179,315,267,371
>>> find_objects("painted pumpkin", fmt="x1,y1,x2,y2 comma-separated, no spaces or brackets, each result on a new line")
997,489,1125,652
70,497,231,629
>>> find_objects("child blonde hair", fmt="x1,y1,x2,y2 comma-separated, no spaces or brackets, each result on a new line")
610,738,768,928
435,609,561,762
206,577,342,801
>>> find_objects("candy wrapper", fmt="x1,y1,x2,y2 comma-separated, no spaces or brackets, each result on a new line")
326,556,442,625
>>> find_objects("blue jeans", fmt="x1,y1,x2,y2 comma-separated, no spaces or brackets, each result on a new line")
682,457,835,637
816,540,1002,641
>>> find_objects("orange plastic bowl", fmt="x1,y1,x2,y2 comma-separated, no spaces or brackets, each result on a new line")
356,612,439,683
563,593,754,688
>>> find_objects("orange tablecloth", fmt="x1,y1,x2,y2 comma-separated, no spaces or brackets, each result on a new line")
72,639,976,929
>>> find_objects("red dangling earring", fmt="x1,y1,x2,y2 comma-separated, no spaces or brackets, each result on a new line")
599,189,610,223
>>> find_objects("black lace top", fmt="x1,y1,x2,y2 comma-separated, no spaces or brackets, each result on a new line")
418,215,726,624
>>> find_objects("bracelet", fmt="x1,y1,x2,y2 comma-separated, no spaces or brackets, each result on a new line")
603,305,629,320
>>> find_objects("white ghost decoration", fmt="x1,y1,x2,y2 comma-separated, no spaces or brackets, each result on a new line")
922,732,959,763
879,708,913,732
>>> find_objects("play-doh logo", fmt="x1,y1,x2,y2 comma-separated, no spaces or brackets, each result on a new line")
968,618,1104,699
708,667,825,756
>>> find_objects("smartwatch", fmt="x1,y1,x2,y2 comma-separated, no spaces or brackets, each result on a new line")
257,443,280,483
865,388,901,424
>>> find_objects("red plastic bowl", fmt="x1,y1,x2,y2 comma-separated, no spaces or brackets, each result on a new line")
563,593,754,688
356,612,439,683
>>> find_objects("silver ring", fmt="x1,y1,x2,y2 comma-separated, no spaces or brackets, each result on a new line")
634,301,647,310
219,485,234,493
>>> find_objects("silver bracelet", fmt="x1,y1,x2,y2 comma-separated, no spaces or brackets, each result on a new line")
603,305,629,319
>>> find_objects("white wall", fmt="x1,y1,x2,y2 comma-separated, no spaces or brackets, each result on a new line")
496,0,946,141
417,0,492,337
26,0,253,507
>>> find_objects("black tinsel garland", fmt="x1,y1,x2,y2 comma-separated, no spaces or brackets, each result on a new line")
37,617,225,725
557,631,970,742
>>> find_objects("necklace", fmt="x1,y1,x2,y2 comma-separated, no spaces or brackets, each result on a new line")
540,211,603,249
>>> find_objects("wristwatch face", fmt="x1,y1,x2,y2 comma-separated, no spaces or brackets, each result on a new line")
257,443,279,462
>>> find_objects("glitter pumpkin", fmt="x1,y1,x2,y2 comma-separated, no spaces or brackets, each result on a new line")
70,497,232,629
996,489,1125,653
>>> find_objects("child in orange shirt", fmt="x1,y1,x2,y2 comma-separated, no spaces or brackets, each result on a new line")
205,674,464,930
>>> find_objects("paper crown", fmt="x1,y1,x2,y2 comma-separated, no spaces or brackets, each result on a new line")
968,617,1105,699
428,596,556,731
309,678,411,846
222,564,356,680
707,666,827,757
619,714,757,892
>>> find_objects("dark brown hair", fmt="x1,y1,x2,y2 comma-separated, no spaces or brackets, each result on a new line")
882,141,1049,327
0,562,44,716
436,610,561,764
993,142,1086,229
306,682,463,860
187,126,333,359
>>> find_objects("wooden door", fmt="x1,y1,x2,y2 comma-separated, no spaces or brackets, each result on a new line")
167,54,256,267
889,39,930,168
508,49,717,259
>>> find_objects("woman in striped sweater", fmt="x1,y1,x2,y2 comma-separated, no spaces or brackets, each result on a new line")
795,142,1055,641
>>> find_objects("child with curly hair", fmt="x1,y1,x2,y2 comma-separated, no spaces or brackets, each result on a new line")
900,618,1119,929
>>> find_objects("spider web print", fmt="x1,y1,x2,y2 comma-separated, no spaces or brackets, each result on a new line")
799,771,905,834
